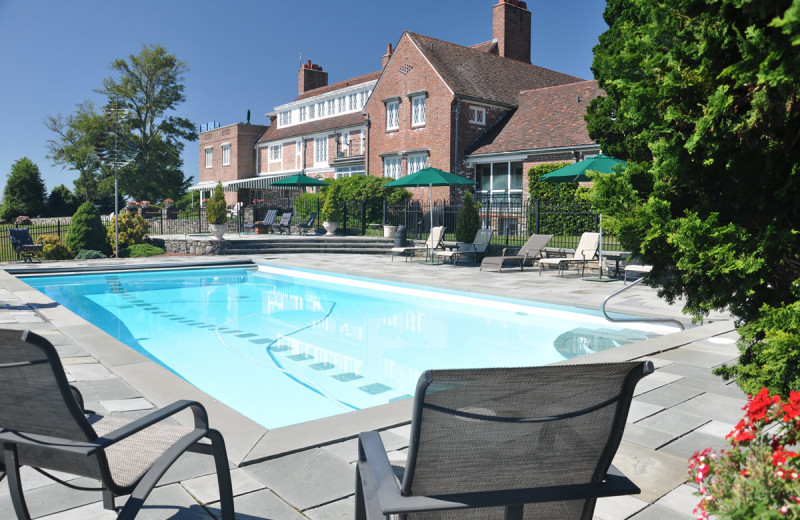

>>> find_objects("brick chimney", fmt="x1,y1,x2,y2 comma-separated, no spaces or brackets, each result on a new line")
298,60,328,95
382,43,393,69
493,0,531,64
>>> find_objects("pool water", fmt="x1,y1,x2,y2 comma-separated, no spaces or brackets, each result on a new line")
23,265,676,428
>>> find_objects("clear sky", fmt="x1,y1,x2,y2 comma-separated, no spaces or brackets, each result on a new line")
0,0,608,198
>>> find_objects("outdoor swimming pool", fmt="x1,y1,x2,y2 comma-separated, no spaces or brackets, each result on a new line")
23,265,678,429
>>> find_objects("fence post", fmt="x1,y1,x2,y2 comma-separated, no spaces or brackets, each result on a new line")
535,199,540,235
57,219,62,239
361,200,366,236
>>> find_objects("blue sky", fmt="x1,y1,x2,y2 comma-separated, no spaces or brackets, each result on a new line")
0,0,608,197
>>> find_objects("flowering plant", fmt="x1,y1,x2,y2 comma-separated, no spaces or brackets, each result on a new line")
126,200,139,207
689,388,800,519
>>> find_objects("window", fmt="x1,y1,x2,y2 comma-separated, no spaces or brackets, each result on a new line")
314,136,328,165
308,104,315,119
386,100,399,130
204,147,212,168
411,95,426,127
340,131,350,154
476,161,524,202
222,144,231,166
469,106,486,125
298,106,306,122
348,93,358,111
407,154,427,175
317,101,326,118
335,165,365,178
296,140,302,156
337,96,346,113
279,111,292,126
384,156,401,179
269,144,282,162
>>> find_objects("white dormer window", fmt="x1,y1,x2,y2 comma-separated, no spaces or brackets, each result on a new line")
298,106,306,122
386,100,399,131
337,96,346,113
269,144,282,162
309,104,315,119
411,95,426,127
469,106,486,125
317,101,326,118
279,111,292,126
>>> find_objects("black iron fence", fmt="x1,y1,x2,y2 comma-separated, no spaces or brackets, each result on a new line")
0,199,618,262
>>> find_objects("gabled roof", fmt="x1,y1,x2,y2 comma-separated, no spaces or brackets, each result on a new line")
256,112,364,144
467,80,603,156
294,71,382,102
406,32,583,106
469,40,498,54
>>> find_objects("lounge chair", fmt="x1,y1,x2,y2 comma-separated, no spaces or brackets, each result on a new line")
297,212,317,234
8,228,43,263
390,226,445,262
435,228,494,266
272,212,293,234
0,329,234,520
480,233,553,272
243,208,278,233
624,263,653,284
355,361,653,520
538,232,601,277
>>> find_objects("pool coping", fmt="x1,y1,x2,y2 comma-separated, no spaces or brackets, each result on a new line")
1,258,736,467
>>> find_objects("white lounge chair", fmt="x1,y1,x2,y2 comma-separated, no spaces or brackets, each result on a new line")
391,226,445,262
538,232,601,277
624,263,652,284
435,229,494,266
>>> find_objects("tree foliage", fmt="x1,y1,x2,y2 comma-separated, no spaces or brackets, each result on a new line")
45,184,80,217
1,158,47,221
586,0,800,392
455,191,480,243
527,163,577,203
100,44,195,202
65,202,111,256
108,212,150,249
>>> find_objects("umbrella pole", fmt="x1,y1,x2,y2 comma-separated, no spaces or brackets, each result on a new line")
429,184,435,263
598,214,603,279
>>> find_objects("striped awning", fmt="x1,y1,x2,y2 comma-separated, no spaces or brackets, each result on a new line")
188,173,297,192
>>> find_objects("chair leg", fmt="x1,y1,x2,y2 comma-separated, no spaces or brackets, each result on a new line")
3,444,33,520
102,488,116,511
206,429,234,520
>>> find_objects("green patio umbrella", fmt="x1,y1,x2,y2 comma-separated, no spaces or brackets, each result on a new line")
267,173,329,187
385,167,476,262
540,154,626,183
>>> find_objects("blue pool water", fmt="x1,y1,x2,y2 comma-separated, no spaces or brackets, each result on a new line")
23,265,677,428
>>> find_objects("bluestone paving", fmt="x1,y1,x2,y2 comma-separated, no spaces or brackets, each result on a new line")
0,251,747,519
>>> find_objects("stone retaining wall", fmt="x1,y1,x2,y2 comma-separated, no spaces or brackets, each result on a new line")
149,237,228,256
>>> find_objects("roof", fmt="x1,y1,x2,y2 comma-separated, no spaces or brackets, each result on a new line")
294,70,382,102
467,80,604,156
406,32,583,106
469,40,498,54
256,112,364,144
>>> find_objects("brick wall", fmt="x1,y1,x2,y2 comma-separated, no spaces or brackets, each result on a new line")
198,123,267,205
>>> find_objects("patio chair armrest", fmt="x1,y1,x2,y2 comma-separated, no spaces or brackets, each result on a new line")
0,430,100,456
94,400,209,449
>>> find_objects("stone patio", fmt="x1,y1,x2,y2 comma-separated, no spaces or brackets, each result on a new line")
0,251,743,519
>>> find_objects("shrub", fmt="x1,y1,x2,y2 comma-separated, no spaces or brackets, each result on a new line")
108,212,150,251
37,235,73,260
294,192,325,220
321,182,344,222
119,243,165,258
455,191,480,243
65,202,111,256
206,183,227,224
74,249,107,260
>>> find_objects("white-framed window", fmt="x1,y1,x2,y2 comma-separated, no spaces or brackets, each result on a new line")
314,136,328,165
348,93,358,111
317,101,326,118
337,96,346,113
411,96,426,127
475,161,524,202
407,154,427,175
386,100,399,130
298,106,306,122
309,104,315,119
269,144,282,162
335,165,365,179
296,140,302,156
279,111,292,126
204,147,213,168
469,106,486,125
221,143,231,166
384,156,401,179
341,130,350,153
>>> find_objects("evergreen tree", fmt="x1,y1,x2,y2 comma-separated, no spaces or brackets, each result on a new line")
65,202,111,256
1,158,47,220
455,191,480,243
45,184,79,217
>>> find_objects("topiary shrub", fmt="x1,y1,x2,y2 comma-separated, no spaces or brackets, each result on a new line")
455,191,480,243
119,243,165,258
37,235,73,260
65,202,111,256
321,182,344,223
108,212,150,250
206,183,227,224
74,249,107,260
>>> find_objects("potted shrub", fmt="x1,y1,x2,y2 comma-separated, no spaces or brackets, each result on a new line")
321,183,343,236
206,183,228,239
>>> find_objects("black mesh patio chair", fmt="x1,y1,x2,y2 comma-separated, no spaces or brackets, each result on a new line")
355,361,653,520
0,329,234,520
8,228,43,263
272,212,293,234
297,212,317,234
243,208,278,233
